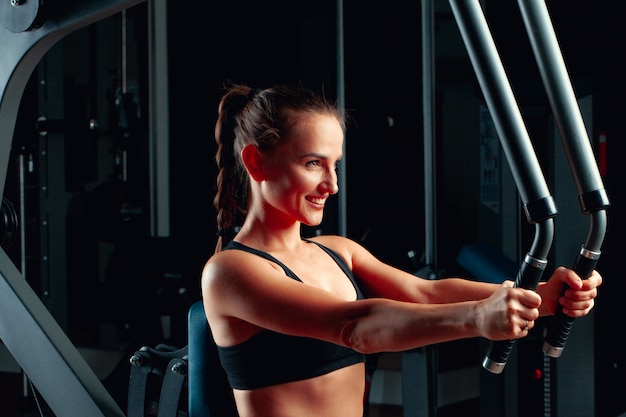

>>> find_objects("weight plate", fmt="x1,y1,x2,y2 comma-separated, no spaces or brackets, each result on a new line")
0,0,44,33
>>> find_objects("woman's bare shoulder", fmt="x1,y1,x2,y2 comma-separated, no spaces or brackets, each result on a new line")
201,247,290,318
202,247,281,283
307,234,360,248
309,235,374,256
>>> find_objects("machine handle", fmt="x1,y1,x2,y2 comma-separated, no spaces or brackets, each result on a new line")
543,247,600,357
483,254,546,374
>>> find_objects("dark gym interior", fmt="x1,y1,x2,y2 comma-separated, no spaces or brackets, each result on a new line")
1,0,625,416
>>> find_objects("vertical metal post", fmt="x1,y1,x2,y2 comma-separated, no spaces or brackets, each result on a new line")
422,0,437,275
400,3,439,417
336,0,347,237
148,0,171,237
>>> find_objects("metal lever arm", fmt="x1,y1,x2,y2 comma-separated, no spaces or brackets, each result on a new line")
448,0,557,374
516,0,609,357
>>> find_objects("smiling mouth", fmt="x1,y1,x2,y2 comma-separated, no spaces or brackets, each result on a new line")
306,196,326,205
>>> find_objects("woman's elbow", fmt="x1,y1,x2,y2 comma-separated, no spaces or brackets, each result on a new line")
340,319,378,354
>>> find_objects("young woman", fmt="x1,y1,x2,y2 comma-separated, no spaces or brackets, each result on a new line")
201,83,602,417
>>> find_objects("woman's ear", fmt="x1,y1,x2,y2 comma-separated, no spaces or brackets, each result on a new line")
241,144,265,182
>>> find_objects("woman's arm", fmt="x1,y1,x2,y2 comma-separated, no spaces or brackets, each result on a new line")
314,235,502,303
315,235,601,319
202,241,541,355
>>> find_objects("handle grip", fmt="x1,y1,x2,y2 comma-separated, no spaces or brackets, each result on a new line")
543,247,599,358
483,255,546,374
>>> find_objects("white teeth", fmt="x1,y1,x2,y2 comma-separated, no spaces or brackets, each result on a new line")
307,197,325,205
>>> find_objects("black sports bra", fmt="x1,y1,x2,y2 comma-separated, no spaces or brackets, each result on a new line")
216,240,366,390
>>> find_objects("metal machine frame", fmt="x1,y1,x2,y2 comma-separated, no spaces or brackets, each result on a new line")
0,2,145,416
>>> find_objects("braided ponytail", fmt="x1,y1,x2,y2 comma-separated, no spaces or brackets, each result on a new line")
213,85,252,252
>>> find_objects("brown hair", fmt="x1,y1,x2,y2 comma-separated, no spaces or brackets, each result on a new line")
213,83,344,251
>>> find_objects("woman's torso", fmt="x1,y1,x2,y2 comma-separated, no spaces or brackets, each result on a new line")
215,238,366,417
233,363,366,417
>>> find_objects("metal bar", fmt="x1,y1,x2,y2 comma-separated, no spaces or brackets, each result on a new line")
336,0,347,237
148,0,171,237
0,250,125,417
423,0,437,273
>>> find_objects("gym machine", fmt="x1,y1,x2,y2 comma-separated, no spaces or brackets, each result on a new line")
449,0,609,414
0,2,146,416
515,0,609,360
449,0,557,374
450,0,608,371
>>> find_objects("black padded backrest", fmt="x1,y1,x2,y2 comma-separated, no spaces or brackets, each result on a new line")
188,301,238,417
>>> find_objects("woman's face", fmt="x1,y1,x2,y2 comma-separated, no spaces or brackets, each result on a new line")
259,112,343,227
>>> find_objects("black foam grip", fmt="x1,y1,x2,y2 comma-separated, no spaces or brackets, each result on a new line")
483,259,544,372
544,253,597,351
485,339,515,367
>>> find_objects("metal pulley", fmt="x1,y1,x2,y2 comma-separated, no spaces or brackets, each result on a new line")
0,0,45,33
1,197,18,250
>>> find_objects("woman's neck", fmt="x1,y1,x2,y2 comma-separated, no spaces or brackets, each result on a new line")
235,216,304,251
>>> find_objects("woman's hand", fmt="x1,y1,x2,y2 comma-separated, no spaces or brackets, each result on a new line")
475,280,541,341
537,267,602,317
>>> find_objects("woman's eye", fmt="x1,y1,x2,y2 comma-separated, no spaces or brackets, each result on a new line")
306,160,321,167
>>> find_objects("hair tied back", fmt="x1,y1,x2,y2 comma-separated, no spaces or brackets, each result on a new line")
247,88,261,102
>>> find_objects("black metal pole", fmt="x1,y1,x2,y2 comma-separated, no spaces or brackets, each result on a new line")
516,0,609,358
423,0,437,276
448,0,557,374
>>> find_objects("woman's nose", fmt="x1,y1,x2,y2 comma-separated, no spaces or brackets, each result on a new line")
323,169,339,195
